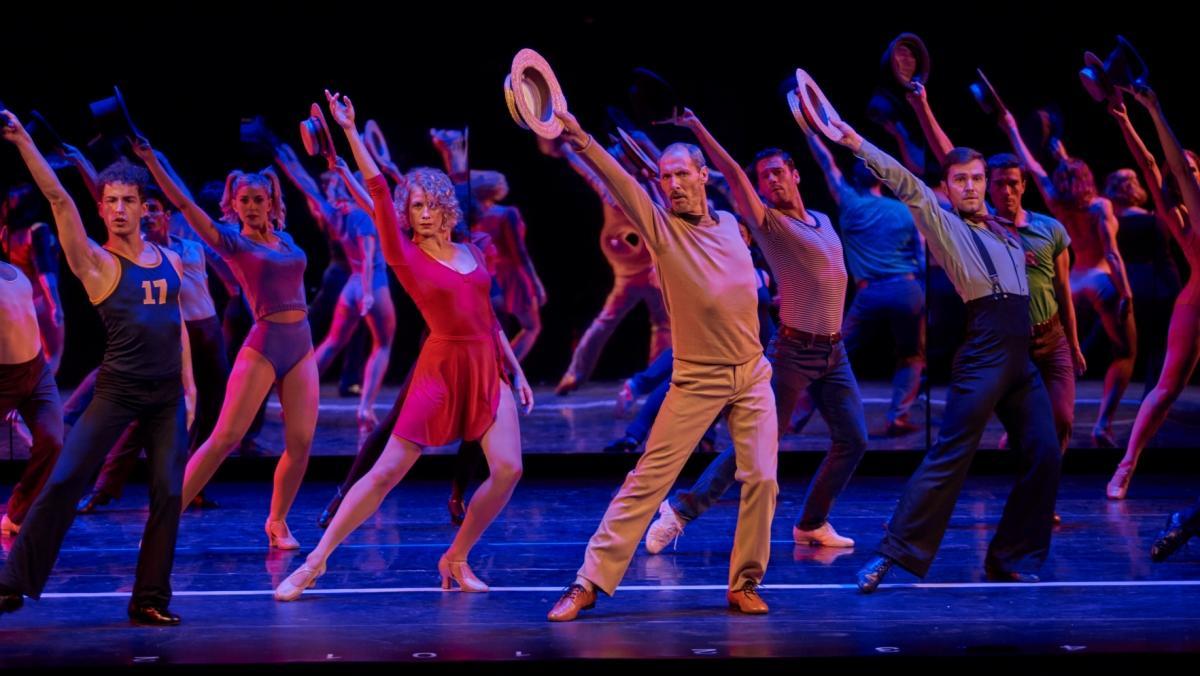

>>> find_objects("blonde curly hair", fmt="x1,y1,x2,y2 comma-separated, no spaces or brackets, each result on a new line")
220,168,286,229
393,167,461,233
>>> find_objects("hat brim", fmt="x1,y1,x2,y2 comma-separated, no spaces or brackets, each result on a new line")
886,33,931,88
511,48,567,139
616,127,657,178
792,69,844,142
299,103,336,161
971,69,1007,117
363,120,392,164
503,75,529,130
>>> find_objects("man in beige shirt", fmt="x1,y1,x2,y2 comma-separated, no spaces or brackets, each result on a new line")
547,109,778,621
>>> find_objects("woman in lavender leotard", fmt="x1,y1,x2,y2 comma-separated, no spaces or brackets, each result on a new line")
135,140,318,549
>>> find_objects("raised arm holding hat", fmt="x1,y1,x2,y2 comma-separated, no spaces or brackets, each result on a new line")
637,105,871,552
547,106,779,621
0,110,193,626
1106,84,1200,500
831,118,1062,594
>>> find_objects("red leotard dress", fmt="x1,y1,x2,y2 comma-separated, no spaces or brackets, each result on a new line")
367,175,504,446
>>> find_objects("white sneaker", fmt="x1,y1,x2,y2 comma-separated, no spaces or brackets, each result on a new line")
793,522,854,548
1,514,19,536
645,501,685,554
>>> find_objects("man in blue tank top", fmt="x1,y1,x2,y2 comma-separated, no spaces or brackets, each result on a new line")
0,111,195,625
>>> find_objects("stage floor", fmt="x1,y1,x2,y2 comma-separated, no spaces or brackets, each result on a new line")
1,475,1198,668
4,380,1198,458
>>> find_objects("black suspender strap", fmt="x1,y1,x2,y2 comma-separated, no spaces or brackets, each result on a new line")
966,225,1004,296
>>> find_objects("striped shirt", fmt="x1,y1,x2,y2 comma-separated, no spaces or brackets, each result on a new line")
753,208,847,335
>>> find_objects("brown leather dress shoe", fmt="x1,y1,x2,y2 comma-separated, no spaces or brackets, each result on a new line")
726,582,769,614
547,583,596,622
128,603,181,626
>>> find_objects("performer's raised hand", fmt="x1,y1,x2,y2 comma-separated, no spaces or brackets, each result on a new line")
0,110,30,144
554,109,588,150
656,107,701,132
830,120,863,152
326,90,356,130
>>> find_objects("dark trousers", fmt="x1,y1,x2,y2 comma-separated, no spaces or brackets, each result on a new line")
879,294,1061,577
671,336,869,530
0,370,186,607
90,316,229,498
842,276,925,425
1,355,63,524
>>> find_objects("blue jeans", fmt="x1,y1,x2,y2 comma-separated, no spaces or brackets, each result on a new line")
671,333,868,530
629,348,673,396
842,276,925,425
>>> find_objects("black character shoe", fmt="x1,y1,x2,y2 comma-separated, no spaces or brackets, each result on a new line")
0,587,23,615
603,436,639,454
190,491,219,510
128,603,181,626
856,555,894,594
1150,511,1195,563
77,491,114,514
984,560,1040,583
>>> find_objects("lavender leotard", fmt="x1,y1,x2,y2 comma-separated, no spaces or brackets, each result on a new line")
211,225,311,376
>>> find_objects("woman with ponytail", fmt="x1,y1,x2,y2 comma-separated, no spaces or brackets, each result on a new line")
134,140,318,549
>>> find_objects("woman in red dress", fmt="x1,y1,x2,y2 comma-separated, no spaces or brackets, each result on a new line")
275,92,533,600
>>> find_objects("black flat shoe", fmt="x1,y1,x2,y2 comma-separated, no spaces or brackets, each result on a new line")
603,436,639,454
0,589,23,615
189,492,219,510
1151,511,1194,563
856,555,894,594
77,491,114,514
984,561,1040,583
448,496,467,527
128,603,181,626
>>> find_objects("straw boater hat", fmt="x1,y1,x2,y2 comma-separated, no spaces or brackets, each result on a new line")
299,103,337,166
506,48,568,139
788,69,845,143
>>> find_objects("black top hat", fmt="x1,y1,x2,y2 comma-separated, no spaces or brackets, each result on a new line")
240,115,281,153
881,33,931,90
969,68,1008,117
88,86,142,141
1105,35,1149,92
1079,51,1117,104
26,111,67,152
605,106,639,137
629,67,682,125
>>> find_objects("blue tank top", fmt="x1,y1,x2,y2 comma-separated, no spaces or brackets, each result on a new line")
95,244,182,379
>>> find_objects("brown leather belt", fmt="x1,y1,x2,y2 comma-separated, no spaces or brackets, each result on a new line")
856,273,917,290
778,324,842,344
1032,315,1061,337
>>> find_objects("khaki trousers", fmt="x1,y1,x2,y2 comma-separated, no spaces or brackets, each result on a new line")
579,355,779,594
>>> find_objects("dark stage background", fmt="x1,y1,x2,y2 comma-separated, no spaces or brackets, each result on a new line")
2,4,1195,387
